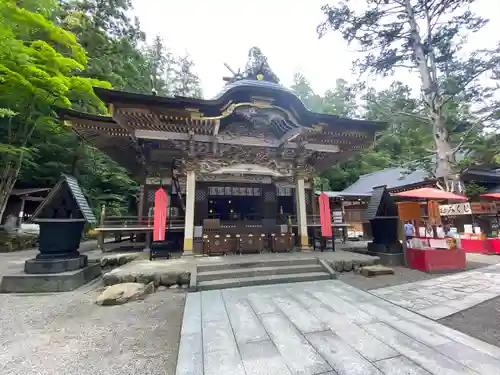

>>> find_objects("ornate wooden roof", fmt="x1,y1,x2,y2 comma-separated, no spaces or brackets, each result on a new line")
60,84,386,180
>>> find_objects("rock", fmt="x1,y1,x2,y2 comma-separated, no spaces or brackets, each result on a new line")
107,257,117,266
125,254,139,262
102,272,120,286
136,274,152,285
157,286,167,291
352,261,361,272
178,271,190,285
96,283,146,306
100,258,108,268
144,281,155,294
343,261,353,272
121,274,136,283
170,284,179,289
153,274,161,286
160,272,178,286
334,261,344,272
360,265,395,278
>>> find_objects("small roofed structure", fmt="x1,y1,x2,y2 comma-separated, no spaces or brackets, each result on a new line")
364,185,404,265
60,72,386,254
3,175,101,293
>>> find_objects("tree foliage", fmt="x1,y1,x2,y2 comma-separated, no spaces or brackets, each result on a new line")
0,0,109,222
244,46,280,83
318,0,500,190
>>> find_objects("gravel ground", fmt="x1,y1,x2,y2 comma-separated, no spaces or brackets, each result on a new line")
439,296,500,347
0,281,186,375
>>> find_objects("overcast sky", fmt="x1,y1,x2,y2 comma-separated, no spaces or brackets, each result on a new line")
132,0,500,98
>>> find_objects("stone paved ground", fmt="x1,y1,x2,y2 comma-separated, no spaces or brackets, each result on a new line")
176,279,500,375
0,282,186,375
371,262,500,320
339,253,500,291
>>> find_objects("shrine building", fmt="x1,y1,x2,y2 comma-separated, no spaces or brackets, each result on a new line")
60,74,385,254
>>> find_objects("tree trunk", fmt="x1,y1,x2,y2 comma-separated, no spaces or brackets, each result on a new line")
404,0,455,187
434,122,454,179
0,165,18,224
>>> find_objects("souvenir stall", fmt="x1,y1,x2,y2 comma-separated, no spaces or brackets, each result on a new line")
439,201,499,254
479,191,500,253
394,187,467,273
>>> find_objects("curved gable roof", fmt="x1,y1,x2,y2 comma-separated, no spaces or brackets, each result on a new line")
342,168,429,195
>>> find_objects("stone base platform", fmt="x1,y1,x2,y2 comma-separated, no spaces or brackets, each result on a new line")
0,264,101,293
102,250,380,289
25,254,88,274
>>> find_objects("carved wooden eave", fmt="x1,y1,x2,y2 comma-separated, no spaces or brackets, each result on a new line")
58,109,145,177
61,86,387,179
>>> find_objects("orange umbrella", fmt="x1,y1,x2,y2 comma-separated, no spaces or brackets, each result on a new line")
393,187,468,201
153,187,168,241
319,193,333,237
481,193,500,199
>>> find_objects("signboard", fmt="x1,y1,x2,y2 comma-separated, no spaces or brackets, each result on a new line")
439,202,498,216
470,202,497,215
428,200,442,225
439,203,471,216
397,202,421,221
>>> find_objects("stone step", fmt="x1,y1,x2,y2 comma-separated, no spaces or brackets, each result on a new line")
196,272,332,291
197,264,325,282
197,257,318,273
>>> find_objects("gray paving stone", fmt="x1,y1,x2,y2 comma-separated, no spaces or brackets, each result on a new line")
311,291,374,324
306,330,384,375
177,279,500,375
202,319,246,375
374,356,431,375
436,341,500,375
292,291,397,362
362,322,478,375
181,293,201,335
239,340,292,375
247,293,279,315
357,304,450,347
201,290,226,322
259,312,332,375
224,298,269,344
417,305,461,320
274,295,327,333
176,332,203,375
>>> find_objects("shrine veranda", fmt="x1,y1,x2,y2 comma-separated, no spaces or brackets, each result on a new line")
61,76,385,253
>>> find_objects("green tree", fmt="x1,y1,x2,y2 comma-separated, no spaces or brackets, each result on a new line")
0,0,109,222
244,46,280,83
172,53,202,98
59,0,152,93
146,35,176,96
318,0,500,190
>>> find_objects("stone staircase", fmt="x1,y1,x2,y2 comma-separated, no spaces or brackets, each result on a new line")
193,258,336,291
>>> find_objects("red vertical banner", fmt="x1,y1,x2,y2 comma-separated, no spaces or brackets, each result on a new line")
153,188,168,241
319,193,333,237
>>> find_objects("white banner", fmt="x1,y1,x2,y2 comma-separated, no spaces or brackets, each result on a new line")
439,203,471,216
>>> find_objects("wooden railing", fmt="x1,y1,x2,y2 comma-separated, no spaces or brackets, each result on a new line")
97,214,349,231
98,216,184,231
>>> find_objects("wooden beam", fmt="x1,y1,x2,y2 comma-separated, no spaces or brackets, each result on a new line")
304,143,340,153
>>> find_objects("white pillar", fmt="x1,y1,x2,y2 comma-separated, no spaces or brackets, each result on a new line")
296,177,309,249
183,170,196,253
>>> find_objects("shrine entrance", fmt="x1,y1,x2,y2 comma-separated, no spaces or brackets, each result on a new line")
208,196,262,221
205,184,264,222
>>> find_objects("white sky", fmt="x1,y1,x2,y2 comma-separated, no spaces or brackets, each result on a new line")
132,0,500,98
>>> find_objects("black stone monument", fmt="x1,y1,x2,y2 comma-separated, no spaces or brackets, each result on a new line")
364,185,404,265
0,175,101,293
